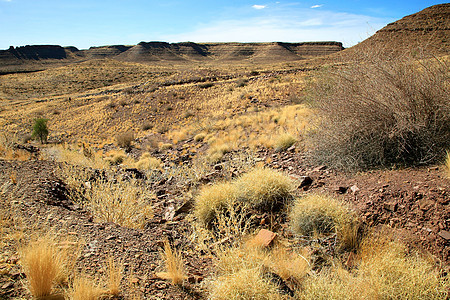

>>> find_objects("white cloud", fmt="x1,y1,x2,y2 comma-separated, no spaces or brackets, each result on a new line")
311,4,323,9
252,5,266,10
161,8,391,48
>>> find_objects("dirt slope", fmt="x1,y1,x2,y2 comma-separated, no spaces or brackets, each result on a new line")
337,3,450,59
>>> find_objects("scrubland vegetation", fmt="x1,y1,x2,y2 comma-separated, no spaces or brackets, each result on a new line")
0,41,449,299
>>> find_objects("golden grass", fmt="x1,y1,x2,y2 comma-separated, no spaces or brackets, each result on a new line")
194,182,236,228
46,144,108,169
67,275,105,300
209,268,282,300
274,133,297,152
134,152,161,170
86,178,154,229
445,150,450,178
300,235,449,299
156,239,186,286
207,143,231,163
105,256,123,297
194,168,294,235
234,168,294,210
289,194,360,250
61,166,154,229
209,243,310,300
19,234,79,297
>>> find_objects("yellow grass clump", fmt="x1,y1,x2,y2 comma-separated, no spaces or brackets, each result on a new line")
210,268,282,300
445,150,450,178
194,182,236,228
19,235,78,297
274,133,297,152
300,236,449,299
234,168,294,210
87,179,153,229
156,239,186,285
209,243,310,300
134,152,161,170
289,194,360,250
207,143,231,163
105,256,123,297
67,276,105,300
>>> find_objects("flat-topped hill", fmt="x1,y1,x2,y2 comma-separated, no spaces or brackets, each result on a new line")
0,41,344,74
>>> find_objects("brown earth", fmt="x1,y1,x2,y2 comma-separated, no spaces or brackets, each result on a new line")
335,3,450,60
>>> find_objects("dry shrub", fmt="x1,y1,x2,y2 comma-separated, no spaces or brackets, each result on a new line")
300,235,449,299
274,133,297,152
159,142,173,151
104,149,129,165
308,52,450,171
156,239,186,285
266,247,310,283
289,194,360,250
67,276,105,300
209,247,281,300
210,268,282,300
46,144,108,169
19,234,79,297
234,168,294,211
115,131,135,150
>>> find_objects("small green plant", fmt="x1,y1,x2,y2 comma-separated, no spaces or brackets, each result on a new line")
32,118,49,144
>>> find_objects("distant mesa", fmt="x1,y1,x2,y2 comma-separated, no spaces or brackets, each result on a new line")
0,41,344,69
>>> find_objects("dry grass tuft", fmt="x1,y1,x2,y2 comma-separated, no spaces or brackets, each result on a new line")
209,244,310,300
85,179,153,229
209,268,282,300
194,182,236,228
274,133,297,152
234,168,294,210
300,235,449,299
62,167,154,229
445,150,450,178
209,247,281,300
106,256,123,297
207,143,231,164
156,239,186,286
67,275,105,300
289,194,360,250
19,235,79,297
134,152,161,170
115,131,135,150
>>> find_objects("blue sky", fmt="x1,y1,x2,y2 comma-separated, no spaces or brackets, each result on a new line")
0,0,446,50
